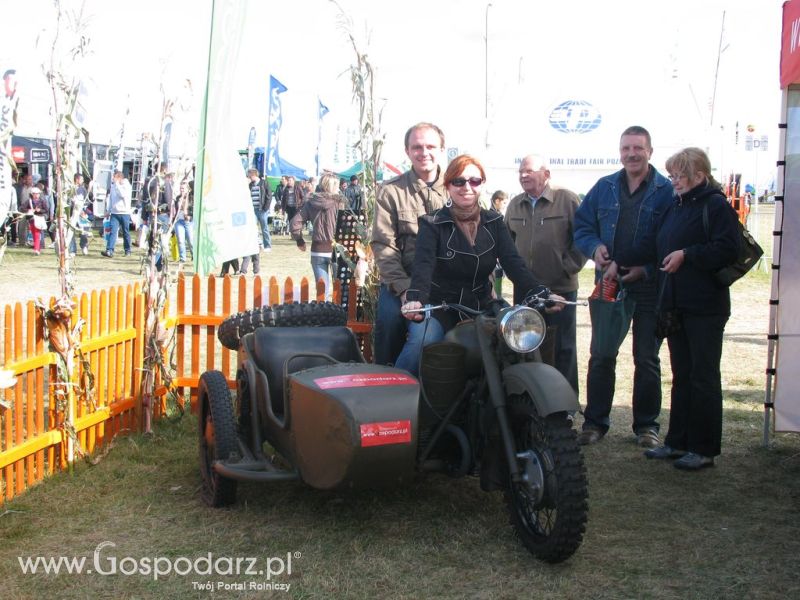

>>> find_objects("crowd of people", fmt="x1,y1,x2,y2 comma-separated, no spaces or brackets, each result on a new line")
371,121,740,472
2,120,742,471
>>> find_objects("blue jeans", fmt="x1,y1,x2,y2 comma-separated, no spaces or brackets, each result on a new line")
394,317,445,376
256,209,271,249
374,284,408,366
174,218,194,261
310,254,332,300
583,298,662,434
107,213,131,254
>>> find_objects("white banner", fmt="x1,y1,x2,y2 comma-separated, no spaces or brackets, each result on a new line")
0,68,18,227
193,0,258,275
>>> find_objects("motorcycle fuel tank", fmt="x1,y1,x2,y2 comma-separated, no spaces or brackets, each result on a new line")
288,363,420,490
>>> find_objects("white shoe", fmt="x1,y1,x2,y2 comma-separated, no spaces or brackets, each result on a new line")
82,247,89,255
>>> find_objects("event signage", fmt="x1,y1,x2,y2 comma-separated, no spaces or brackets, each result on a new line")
193,0,259,276
515,156,620,170
29,148,51,163
548,100,602,134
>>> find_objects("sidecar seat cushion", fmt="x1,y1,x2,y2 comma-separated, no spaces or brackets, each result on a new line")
251,326,363,415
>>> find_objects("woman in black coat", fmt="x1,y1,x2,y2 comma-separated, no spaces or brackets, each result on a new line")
619,147,739,470
396,155,561,375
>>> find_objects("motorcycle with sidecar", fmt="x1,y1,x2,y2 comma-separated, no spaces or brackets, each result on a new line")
199,294,588,563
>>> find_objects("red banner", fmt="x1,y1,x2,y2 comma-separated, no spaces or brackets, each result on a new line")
360,420,412,447
313,372,417,390
781,0,800,88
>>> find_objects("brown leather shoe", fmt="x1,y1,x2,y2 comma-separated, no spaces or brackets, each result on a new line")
578,428,604,446
636,429,660,448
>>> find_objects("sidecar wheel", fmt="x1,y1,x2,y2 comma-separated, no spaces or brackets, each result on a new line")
198,371,239,507
217,301,347,350
504,397,588,563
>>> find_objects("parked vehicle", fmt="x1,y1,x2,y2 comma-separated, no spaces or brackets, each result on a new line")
199,294,588,562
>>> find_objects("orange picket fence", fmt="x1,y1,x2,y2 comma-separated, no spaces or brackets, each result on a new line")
0,284,147,502
0,273,371,502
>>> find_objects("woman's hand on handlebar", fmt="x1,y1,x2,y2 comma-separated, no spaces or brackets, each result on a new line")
401,301,424,321
545,294,566,313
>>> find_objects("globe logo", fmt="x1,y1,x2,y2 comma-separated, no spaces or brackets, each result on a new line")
548,100,602,134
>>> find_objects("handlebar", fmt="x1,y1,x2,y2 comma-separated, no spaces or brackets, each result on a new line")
401,291,588,317
401,302,481,317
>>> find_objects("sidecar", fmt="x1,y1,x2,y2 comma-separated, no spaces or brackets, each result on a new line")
199,305,421,507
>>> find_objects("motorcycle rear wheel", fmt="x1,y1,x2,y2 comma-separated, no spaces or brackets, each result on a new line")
217,301,347,350
504,396,588,563
198,371,239,507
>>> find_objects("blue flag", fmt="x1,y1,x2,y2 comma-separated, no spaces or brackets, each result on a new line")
316,98,329,177
265,75,288,177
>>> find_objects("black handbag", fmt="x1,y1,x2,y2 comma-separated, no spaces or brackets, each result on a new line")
655,274,681,339
702,202,763,287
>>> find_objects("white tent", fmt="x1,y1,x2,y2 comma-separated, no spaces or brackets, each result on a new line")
766,0,800,439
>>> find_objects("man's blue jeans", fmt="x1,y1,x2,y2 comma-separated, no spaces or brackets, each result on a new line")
374,284,407,366
107,213,131,254
583,300,662,434
394,317,445,376
256,209,271,249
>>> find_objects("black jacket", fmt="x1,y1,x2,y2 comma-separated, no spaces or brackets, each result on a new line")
619,182,740,316
406,207,545,330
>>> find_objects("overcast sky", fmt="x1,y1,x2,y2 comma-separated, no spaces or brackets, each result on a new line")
3,0,786,193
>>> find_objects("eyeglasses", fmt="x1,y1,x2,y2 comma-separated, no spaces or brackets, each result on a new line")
450,177,484,188
668,173,687,182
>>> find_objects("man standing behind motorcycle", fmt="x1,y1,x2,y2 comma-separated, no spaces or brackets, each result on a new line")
505,155,587,393
573,126,674,448
397,154,563,375
371,122,448,366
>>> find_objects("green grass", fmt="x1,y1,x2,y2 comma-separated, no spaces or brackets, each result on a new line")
1,231,799,599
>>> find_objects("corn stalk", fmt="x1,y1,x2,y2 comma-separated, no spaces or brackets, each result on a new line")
38,0,93,469
331,1,384,330
139,79,195,432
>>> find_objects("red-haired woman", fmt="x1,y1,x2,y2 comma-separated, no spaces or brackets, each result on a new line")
396,155,562,374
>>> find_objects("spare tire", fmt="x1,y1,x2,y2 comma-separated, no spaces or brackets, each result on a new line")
217,301,348,350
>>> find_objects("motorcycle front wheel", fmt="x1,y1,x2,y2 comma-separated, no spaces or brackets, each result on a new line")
504,395,588,563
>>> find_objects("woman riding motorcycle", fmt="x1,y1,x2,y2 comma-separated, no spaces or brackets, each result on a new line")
396,154,562,374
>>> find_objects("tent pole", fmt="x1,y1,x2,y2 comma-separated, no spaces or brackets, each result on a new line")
764,87,788,447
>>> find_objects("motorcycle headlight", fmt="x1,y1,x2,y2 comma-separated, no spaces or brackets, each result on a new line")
498,306,546,353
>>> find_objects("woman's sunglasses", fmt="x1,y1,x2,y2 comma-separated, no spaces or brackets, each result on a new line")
450,177,484,188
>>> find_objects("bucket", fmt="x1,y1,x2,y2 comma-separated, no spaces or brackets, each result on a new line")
419,342,466,428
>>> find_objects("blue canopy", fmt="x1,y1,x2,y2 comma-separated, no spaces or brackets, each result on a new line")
243,148,308,180
278,157,308,180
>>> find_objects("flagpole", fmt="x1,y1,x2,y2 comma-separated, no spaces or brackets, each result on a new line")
192,0,216,274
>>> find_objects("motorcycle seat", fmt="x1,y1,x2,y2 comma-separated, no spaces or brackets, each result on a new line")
250,326,364,416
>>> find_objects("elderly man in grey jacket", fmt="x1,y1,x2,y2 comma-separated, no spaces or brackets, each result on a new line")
505,155,587,393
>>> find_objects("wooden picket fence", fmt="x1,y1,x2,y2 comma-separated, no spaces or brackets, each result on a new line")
0,283,147,503
0,273,371,502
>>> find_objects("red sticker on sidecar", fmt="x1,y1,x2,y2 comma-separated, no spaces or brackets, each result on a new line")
313,373,417,389
360,420,412,447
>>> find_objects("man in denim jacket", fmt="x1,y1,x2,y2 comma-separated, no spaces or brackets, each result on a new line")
573,126,674,448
